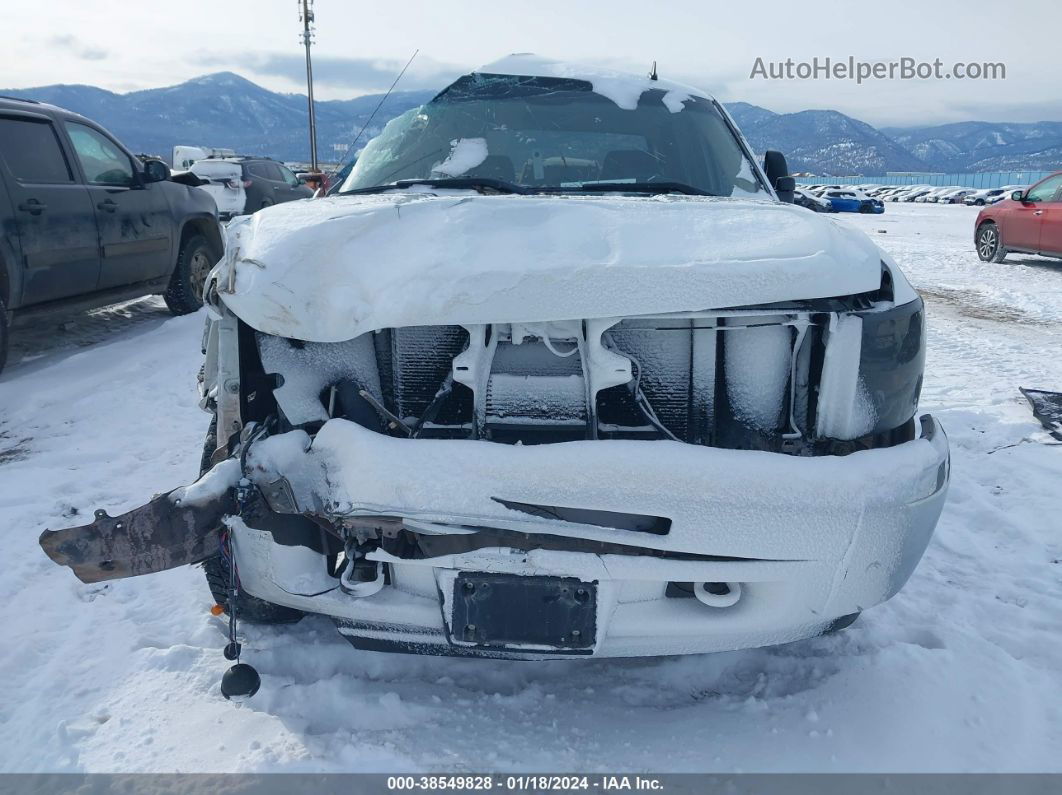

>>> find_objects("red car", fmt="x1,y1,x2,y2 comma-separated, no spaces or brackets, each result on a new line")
975,171,1062,262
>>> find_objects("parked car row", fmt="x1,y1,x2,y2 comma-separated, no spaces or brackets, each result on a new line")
962,186,1027,206
801,183,1031,206
792,187,833,212
796,185,884,213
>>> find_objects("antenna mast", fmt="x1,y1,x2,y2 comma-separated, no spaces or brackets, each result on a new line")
299,0,319,171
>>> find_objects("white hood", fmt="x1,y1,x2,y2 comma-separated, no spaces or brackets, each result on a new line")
216,192,884,343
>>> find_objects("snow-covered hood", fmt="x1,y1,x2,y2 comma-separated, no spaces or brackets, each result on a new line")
216,192,885,342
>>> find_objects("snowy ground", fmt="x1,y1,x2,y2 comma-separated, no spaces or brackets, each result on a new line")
0,202,1060,773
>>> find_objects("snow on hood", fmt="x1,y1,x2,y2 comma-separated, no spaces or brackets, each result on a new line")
217,193,884,343
476,54,708,112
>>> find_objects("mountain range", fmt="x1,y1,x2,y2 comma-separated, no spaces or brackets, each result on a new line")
726,102,929,175
880,121,1062,172
3,72,1060,175
2,73,434,166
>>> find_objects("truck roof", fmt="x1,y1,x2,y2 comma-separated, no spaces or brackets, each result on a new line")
473,54,715,109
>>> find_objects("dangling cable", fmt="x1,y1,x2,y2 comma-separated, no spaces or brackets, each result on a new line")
218,432,266,702
224,527,241,663
623,349,682,443
326,49,420,183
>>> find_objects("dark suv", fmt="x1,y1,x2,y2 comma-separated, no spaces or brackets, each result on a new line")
0,97,223,373
241,158,313,211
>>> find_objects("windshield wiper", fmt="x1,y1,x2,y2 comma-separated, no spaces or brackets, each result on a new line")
339,178,716,198
565,181,716,197
341,177,530,196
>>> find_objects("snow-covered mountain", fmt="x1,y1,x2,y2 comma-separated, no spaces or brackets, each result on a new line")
1,72,434,163
3,72,1059,174
882,121,1062,172
727,104,928,174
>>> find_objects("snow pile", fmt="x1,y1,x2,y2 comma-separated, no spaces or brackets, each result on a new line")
431,138,489,177
171,458,240,507
257,332,381,425
218,194,884,342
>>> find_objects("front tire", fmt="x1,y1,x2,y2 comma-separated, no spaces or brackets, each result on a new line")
976,222,1007,263
164,233,217,316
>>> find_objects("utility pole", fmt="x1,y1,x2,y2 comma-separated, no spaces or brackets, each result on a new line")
299,0,319,171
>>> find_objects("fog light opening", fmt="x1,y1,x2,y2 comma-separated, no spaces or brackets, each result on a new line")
694,581,742,608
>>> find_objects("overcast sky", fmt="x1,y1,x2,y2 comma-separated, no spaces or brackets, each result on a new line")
3,0,1060,126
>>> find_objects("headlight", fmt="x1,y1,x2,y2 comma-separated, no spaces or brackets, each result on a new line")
856,295,925,435
815,271,925,445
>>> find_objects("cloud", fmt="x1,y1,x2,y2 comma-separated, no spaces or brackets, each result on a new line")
49,34,107,62
186,48,1062,127
200,52,461,94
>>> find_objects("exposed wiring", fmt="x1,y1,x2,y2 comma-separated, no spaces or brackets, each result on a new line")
541,335,579,357
238,417,274,473
623,349,682,442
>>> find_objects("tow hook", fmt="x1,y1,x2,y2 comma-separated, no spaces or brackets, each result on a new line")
340,559,385,597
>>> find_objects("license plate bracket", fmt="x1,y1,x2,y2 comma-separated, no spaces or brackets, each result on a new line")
451,573,597,651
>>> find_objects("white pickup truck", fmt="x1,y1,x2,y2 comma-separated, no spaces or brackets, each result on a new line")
42,56,949,664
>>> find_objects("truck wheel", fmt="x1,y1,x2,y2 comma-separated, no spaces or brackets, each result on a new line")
199,417,305,624
0,293,8,375
976,222,1008,263
164,233,216,316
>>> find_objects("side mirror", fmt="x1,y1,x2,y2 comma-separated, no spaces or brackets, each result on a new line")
1011,190,1026,202
763,150,795,203
143,159,170,184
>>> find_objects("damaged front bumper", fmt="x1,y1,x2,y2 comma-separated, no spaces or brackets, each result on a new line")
42,412,949,658
39,460,240,583
240,414,949,657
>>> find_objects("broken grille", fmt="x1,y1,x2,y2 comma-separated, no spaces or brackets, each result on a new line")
369,313,824,448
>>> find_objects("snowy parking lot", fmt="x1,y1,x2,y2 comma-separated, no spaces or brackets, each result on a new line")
0,202,1060,773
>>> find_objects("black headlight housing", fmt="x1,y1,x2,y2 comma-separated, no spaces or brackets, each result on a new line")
855,295,925,435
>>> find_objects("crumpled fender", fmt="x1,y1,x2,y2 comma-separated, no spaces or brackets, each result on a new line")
39,460,241,584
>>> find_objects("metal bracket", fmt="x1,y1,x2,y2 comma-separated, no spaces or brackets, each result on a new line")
39,484,237,584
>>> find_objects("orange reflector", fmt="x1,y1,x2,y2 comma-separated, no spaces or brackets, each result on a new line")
210,604,225,616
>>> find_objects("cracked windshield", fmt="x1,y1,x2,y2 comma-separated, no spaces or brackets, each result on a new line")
341,73,766,197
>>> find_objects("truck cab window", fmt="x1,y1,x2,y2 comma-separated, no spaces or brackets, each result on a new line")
65,122,135,186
